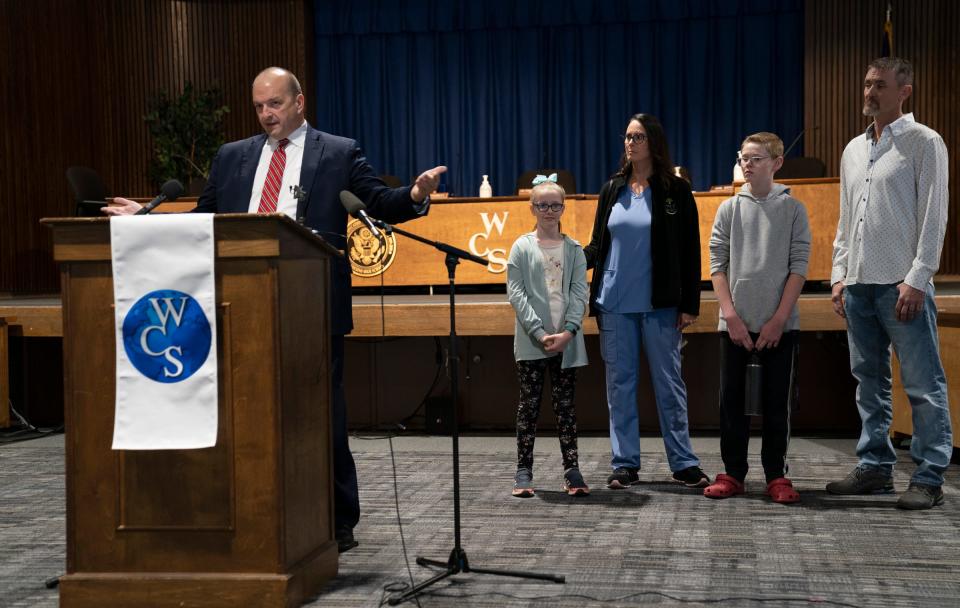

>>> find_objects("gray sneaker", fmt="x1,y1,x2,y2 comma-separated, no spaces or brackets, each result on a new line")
512,468,534,498
562,467,590,496
825,466,894,495
897,483,944,510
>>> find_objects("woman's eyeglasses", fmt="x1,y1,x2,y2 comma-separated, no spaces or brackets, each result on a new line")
533,202,565,212
623,133,648,144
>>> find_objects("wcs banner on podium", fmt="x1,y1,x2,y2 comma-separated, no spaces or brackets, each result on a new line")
109,215,218,450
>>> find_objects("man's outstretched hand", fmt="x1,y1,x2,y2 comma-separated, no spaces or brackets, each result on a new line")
410,166,448,202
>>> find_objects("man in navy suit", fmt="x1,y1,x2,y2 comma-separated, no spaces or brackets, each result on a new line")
109,67,446,553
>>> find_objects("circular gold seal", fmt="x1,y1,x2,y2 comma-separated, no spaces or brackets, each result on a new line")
347,218,397,277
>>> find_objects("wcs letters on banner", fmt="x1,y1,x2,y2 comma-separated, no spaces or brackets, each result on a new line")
110,214,219,450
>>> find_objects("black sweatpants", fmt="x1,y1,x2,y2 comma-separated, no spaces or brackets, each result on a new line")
719,330,798,483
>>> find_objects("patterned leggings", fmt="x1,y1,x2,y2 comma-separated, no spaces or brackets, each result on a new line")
515,356,579,471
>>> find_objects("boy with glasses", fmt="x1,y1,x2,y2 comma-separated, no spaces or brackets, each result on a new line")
704,132,811,503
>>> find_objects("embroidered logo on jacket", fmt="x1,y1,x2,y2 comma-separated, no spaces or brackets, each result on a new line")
664,197,678,215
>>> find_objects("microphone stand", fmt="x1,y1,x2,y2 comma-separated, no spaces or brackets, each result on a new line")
372,219,565,605
783,129,806,158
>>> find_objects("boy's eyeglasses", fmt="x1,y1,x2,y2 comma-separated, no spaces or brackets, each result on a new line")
623,133,648,144
533,202,565,212
738,154,771,165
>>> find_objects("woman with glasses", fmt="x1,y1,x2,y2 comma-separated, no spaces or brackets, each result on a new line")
506,175,590,498
583,113,709,491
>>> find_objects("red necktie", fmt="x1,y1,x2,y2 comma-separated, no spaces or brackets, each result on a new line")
257,138,290,214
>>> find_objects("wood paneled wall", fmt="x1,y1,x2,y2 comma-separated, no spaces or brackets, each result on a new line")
3,1,958,293
0,0,313,293
805,0,959,275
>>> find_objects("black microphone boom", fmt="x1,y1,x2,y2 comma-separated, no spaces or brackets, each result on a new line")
135,179,185,215
339,190,381,238
783,126,819,158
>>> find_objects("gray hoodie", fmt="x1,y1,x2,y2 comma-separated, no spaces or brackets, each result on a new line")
709,183,811,332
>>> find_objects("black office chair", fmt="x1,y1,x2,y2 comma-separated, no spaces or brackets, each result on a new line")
776,157,827,179
66,166,109,216
515,169,577,195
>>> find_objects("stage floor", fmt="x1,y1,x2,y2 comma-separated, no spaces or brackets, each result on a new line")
3,433,959,607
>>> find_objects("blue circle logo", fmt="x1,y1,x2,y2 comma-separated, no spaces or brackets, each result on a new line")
122,289,212,383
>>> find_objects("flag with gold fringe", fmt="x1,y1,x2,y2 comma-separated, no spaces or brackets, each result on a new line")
881,4,894,57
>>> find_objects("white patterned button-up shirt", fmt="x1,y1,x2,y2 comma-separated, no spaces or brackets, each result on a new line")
832,113,949,290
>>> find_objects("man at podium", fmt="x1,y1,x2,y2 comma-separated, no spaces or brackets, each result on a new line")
107,66,447,552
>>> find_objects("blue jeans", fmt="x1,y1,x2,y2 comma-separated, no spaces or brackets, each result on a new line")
599,309,700,472
844,283,953,486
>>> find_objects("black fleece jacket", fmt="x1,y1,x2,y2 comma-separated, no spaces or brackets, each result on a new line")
582,174,701,317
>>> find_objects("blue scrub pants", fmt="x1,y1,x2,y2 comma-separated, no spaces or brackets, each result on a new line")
599,308,701,472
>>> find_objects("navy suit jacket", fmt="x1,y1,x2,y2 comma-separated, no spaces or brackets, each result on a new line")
196,125,425,335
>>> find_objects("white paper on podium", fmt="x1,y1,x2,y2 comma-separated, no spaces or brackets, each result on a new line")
110,214,218,450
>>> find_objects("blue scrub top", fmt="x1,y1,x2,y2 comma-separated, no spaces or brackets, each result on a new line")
595,187,653,313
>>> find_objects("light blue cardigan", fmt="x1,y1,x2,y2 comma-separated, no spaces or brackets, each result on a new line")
506,233,588,368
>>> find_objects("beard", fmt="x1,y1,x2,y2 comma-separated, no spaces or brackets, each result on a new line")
862,100,880,116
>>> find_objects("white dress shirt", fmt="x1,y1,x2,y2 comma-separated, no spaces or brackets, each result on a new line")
832,113,949,290
247,121,309,217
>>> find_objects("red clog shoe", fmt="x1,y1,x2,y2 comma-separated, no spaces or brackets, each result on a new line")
766,477,800,504
703,473,745,499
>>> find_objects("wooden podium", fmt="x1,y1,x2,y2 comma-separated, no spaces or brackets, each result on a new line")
44,214,341,608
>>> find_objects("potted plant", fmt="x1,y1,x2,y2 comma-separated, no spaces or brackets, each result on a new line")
144,82,229,193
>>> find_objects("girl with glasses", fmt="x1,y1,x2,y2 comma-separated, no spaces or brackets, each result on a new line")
506,175,590,498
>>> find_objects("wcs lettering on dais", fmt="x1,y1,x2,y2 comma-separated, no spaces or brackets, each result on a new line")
468,212,509,273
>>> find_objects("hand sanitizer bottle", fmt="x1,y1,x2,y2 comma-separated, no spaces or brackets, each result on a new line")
479,175,493,198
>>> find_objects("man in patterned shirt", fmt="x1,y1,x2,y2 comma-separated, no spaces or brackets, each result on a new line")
827,57,951,509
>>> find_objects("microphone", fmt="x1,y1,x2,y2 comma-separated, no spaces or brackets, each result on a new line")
339,190,381,238
135,179,185,215
783,126,819,158
291,185,308,225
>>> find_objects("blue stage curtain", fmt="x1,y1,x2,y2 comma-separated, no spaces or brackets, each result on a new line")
314,0,803,195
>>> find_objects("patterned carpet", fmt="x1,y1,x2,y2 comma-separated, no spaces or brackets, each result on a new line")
2,435,959,607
